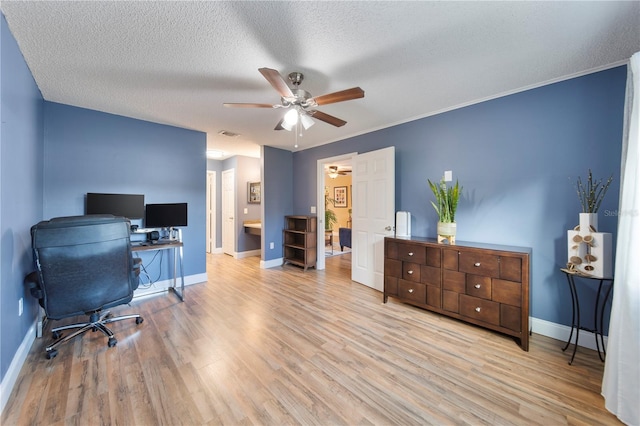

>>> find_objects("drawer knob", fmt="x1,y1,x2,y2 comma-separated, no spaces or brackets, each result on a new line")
407,270,414,275
408,252,414,256
474,284,481,289
475,307,481,313
408,288,414,293
474,262,481,267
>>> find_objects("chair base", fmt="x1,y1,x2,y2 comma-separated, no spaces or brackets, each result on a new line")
45,310,143,359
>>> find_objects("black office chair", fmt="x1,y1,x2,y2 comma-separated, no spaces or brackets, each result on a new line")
25,215,143,359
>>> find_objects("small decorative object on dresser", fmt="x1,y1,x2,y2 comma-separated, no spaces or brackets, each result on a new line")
566,170,613,278
384,236,531,351
428,177,461,244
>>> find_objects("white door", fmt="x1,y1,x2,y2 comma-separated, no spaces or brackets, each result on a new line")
222,169,235,256
351,147,395,291
206,171,216,253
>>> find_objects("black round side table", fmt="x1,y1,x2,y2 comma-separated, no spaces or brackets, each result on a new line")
560,269,614,365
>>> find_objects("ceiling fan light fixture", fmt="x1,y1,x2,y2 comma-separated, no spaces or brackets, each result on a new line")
281,108,299,131
329,171,339,179
300,113,315,130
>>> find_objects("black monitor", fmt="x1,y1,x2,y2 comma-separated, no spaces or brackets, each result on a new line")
145,203,188,228
86,193,145,219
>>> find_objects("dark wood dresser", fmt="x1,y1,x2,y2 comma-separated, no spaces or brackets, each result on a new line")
384,237,531,351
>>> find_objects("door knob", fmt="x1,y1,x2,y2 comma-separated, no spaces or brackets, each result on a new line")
385,226,392,231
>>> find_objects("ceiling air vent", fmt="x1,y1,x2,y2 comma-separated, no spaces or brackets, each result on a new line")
218,130,240,137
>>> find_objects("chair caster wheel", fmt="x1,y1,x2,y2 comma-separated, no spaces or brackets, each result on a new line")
46,349,57,359
136,317,143,324
52,331,62,339
108,337,117,347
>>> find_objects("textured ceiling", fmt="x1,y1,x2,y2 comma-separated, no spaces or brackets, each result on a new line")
2,1,639,159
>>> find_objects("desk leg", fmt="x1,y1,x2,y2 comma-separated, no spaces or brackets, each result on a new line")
169,245,185,302
563,273,581,365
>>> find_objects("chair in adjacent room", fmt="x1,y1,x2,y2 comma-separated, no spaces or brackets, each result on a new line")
25,214,143,359
339,227,352,251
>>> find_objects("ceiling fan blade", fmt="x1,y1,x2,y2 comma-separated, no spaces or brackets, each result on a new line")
259,67,294,98
223,103,276,108
312,87,364,106
309,110,347,127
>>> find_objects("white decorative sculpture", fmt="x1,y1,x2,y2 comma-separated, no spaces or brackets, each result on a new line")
566,213,612,278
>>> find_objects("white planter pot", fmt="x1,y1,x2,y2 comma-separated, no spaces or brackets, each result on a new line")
437,221,456,244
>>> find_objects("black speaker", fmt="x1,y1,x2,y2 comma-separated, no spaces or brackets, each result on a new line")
147,230,159,241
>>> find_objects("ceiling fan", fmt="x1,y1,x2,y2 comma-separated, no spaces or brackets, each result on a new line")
327,165,352,178
223,68,364,131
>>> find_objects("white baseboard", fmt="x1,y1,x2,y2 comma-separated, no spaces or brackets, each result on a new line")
261,257,283,269
236,249,261,259
0,322,36,416
531,317,607,352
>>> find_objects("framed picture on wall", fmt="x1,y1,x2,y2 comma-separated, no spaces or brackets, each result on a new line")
334,186,348,208
248,182,261,204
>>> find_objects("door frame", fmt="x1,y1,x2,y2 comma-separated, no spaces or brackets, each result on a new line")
206,171,217,253
316,152,357,270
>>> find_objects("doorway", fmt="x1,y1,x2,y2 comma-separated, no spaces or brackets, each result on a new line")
222,168,235,256
316,153,356,271
317,147,395,290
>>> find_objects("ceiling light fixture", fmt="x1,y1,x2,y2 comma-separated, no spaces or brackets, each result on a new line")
206,149,225,159
328,170,339,179
282,107,315,132
281,108,299,131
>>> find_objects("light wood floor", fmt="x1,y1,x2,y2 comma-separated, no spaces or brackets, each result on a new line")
3,252,620,425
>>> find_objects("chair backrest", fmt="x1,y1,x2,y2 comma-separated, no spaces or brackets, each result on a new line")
31,215,136,320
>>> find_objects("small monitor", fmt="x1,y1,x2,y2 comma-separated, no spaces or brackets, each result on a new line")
86,193,145,219
145,203,188,228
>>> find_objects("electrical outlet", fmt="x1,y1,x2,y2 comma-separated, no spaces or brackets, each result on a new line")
18,298,23,316
243,208,248,214
444,170,453,182
269,242,274,249
310,206,316,214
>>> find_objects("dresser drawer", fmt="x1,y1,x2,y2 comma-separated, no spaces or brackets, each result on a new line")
384,276,398,296
459,252,499,277
500,256,523,282
460,295,500,326
501,304,521,331
403,262,421,282
397,243,426,264
384,258,401,278
465,274,492,300
443,269,465,293
398,280,426,304
421,265,441,287
493,279,521,307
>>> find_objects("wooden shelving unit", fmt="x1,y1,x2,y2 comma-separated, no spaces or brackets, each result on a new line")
283,215,317,270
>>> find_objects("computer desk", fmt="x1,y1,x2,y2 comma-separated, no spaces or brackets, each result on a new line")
132,240,185,302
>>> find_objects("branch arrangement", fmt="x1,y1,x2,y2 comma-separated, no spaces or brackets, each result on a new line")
575,169,613,213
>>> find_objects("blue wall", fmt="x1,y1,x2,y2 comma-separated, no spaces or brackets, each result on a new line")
0,14,44,385
43,102,207,281
263,146,293,262
292,67,626,329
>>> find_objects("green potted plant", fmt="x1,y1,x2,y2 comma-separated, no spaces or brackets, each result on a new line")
428,177,461,243
324,188,338,231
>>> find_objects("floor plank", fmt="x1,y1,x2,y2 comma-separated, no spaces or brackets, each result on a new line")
2,253,621,425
